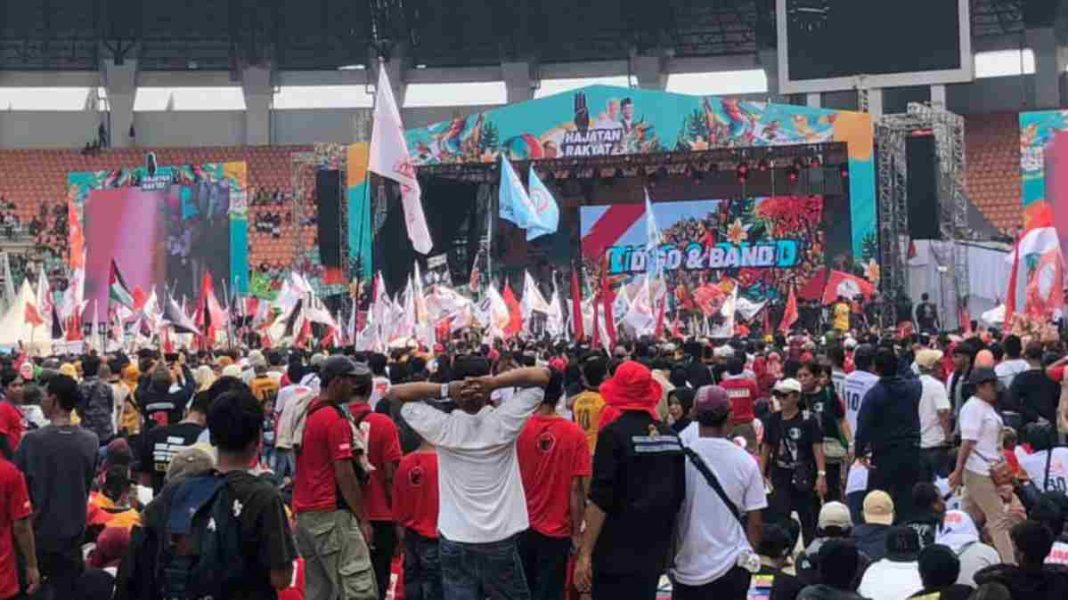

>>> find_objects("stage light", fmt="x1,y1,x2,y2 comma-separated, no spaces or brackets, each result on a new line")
736,162,749,183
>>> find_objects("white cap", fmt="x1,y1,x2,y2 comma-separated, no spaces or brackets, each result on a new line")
773,378,802,394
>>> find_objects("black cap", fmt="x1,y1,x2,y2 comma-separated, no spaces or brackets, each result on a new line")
853,343,875,360
968,367,998,386
320,355,370,385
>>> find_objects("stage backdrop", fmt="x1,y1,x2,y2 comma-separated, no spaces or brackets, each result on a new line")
404,85,875,262
580,196,824,305
1021,110,1068,249
68,158,249,315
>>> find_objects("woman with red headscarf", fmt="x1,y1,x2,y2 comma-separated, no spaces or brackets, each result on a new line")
574,361,685,600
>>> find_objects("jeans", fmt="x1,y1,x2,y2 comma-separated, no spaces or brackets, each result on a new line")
672,566,751,600
517,530,571,600
768,467,818,547
371,521,398,600
868,447,922,524
405,530,443,600
439,534,530,600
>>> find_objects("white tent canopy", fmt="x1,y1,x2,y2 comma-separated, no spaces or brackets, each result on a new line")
0,280,51,353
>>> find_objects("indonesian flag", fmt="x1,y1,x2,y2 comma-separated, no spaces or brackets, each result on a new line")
24,302,43,327
1007,201,1065,322
780,286,799,333
369,66,432,255
108,260,135,309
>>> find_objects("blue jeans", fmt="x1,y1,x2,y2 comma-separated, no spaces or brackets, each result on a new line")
405,530,443,600
440,534,530,600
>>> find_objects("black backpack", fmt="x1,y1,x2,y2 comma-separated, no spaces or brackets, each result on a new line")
156,473,247,600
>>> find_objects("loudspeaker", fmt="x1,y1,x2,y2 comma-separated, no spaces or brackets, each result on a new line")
906,134,939,240
316,170,343,283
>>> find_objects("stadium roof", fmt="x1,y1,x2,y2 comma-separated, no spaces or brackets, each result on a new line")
0,0,1042,72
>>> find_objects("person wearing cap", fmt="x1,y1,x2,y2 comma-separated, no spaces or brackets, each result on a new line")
250,351,281,405
948,365,1015,563
762,377,827,547
573,360,685,600
852,491,895,561
387,358,551,600
854,346,922,524
857,526,923,600
796,502,871,589
293,355,379,600
916,349,952,479
346,360,403,600
670,385,766,599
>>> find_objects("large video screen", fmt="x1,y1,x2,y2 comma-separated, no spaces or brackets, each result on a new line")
69,158,248,316
580,196,825,304
777,0,970,93
83,182,233,312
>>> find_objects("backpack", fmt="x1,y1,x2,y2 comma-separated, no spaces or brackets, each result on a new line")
156,474,247,600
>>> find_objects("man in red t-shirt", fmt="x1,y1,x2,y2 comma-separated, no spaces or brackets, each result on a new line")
719,356,759,452
349,375,402,600
392,437,440,600
0,368,24,455
293,356,377,600
0,454,38,599
516,372,591,600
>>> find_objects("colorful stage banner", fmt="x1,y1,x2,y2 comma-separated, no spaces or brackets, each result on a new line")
347,142,373,280
580,196,825,305
405,85,875,260
1020,110,1068,257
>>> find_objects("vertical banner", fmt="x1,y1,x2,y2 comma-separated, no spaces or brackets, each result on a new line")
347,142,373,280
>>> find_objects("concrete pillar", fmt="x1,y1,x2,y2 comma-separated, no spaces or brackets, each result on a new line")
501,61,533,103
631,55,666,90
242,65,273,146
101,59,137,148
806,93,821,108
865,88,883,118
1027,27,1062,108
930,84,946,110
757,49,781,102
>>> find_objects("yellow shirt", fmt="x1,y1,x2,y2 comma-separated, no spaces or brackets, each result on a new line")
833,302,850,332
571,390,606,453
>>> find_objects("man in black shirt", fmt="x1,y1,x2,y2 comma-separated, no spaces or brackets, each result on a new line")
124,389,297,600
136,389,209,494
1009,342,1060,426
762,377,827,546
574,361,685,600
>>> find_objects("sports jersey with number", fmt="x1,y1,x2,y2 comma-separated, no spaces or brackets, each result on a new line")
842,370,879,434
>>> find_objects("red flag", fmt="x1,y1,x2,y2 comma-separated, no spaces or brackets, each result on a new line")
570,269,585,340
1004,233,1021,326
502,281,522,336
24,303,43,327
780,287,798,333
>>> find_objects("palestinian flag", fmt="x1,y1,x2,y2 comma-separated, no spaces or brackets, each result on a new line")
109,260,135,309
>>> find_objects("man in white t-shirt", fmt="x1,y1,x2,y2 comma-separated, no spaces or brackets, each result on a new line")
948,367,1013,563
994,335,1029,388
842,345,878,521
671,385,766,599
916,349,952,478
388,359,550,600
857,526,924,600
1018,422,1068,495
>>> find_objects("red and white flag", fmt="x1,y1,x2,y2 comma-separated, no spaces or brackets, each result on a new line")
780,286,798,333
369,67,432,255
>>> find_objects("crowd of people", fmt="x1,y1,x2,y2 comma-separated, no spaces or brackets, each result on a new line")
0,318,1067,600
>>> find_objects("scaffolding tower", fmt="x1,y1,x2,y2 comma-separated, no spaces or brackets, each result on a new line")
875,103,969,329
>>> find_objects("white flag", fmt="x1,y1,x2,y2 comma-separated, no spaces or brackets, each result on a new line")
547,278,565,338
369,67,432,255
623,277,657,337
520,271,550,323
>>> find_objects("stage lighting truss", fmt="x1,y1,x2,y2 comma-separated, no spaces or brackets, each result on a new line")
875,102,968,329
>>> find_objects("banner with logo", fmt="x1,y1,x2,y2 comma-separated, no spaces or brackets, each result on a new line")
405,85,874,260
580,196,825,305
